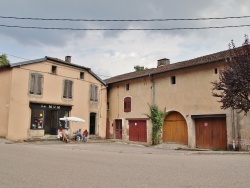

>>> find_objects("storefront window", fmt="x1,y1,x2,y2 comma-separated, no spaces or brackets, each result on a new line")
31,109,44,129
58,110,69,128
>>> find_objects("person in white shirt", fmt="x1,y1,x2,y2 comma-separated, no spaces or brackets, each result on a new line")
57,128,63,140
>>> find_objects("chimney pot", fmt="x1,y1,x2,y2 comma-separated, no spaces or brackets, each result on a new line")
65,56,71,63
157,58,170,67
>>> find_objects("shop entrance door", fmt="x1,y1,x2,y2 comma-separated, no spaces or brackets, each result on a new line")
44,110,58,135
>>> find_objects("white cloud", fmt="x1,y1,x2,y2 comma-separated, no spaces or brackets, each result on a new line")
0,0,250,79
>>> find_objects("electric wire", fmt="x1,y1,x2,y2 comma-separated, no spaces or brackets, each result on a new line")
0,51,111,78
1,15,250,21
0,24,250,31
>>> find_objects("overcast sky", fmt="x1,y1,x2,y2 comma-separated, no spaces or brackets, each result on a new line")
0,0,249,79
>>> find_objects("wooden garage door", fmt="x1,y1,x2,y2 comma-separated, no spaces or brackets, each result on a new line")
129,120,147,142
163,112,188,145
195,117,227,150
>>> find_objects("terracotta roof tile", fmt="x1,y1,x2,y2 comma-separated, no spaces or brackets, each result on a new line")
105,46,248,84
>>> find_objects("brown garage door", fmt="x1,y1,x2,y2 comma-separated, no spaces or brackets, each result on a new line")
163,112,188,145
129,120,147,142
195,117,227,150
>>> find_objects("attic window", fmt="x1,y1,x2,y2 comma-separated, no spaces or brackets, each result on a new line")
80,72,84,79
126,84,130,91
214,68,218,74
171,76,176,85
51,65,57,74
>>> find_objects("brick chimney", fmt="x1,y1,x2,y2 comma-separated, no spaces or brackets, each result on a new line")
157,58,170,67
65,56,71,63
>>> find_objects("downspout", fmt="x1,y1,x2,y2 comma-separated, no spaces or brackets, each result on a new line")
149,74,155,105
231,108,235,150
117,86,119,118
236,110,241,150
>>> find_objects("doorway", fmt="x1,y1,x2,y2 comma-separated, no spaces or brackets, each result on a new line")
163,111,188,145
44,110,58,135
195,117,227,150
115,119,122,139
129,120,147,142
90,113,96,135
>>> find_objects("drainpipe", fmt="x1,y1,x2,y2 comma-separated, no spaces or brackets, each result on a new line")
236,110,241,150
117,86,119,118
149,74,155,105
231,108,235,150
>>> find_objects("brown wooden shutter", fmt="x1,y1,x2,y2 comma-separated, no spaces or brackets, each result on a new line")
94,85,98,101
90,84,94,101
63,80,68,98
29,74,35,94
68,80,73,98
37,74,43,95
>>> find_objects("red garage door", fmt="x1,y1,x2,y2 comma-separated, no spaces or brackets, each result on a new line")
129,120,147,142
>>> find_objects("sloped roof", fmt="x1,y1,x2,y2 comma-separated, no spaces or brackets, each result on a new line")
9,56,106,86
105,46,246,84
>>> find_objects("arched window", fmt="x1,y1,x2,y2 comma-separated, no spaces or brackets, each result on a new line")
124,97,131,112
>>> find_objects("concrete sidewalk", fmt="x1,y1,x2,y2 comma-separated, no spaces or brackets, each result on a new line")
1,136,249,155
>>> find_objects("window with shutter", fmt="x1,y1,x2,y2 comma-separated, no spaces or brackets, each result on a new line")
124,97,131,112
29,73,43,95
90,84,98,102
63,79,73,99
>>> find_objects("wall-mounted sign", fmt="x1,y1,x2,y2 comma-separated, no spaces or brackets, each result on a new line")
29,102,72,111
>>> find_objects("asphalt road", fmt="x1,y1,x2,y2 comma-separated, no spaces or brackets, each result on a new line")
0,140,250,188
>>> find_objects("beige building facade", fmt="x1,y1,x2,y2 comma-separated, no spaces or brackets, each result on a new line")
105,47,250,150
0,56,107,141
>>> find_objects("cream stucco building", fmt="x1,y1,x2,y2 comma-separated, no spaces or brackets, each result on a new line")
105,46,250,150
0,56,107,141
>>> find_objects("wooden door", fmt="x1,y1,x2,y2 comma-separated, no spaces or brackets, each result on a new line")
195,117,227,150
90,113,96,135
115,119,122,139
129,120,147,142
163,112,188,145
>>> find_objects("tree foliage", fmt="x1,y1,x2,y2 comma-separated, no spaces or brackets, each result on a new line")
0,54,10,66
212,36,250,114
144,104,166,145
134,65,147,71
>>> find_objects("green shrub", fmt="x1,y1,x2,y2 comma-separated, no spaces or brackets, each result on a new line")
144,104,166,145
